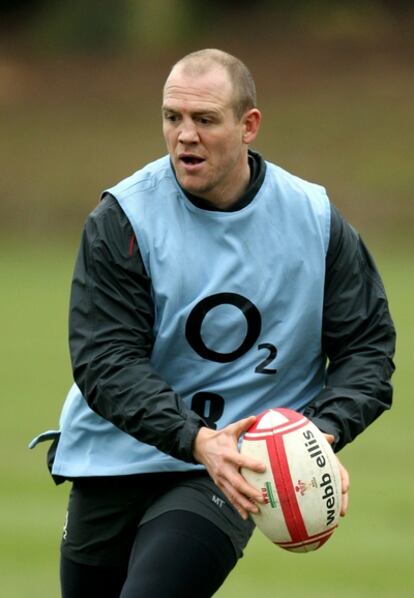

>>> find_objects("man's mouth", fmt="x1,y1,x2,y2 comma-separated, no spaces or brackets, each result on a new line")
179,154,205,166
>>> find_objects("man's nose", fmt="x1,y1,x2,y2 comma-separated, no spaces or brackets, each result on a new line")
178,119,199,144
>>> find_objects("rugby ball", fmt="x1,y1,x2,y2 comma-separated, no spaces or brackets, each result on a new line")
240,408,341,553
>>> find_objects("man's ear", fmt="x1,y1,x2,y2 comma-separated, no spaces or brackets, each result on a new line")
242,108,261,144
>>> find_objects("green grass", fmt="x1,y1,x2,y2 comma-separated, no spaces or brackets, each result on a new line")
1,239,75,597
1,237,413,597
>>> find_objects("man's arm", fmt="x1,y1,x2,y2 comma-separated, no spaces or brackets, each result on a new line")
69,194,205,462
303,203,396,451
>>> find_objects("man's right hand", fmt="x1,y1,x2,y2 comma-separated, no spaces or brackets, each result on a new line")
193,416,266,520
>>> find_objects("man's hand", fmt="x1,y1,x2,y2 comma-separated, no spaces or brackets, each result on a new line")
324,434,350,517
193,416,266,520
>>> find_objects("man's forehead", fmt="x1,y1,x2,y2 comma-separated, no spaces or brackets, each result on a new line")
162,87,230,112
167,60,229,81
163,63,232,101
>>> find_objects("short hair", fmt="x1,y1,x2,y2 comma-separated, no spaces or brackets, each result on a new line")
169,49,257,119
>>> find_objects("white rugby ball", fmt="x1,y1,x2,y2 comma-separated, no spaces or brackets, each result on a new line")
241,408,341,553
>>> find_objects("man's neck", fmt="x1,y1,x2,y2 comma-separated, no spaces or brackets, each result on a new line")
205,161,251,210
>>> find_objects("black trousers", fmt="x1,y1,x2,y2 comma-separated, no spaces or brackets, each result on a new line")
60,510,238,598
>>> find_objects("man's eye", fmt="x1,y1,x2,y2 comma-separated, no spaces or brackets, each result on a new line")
165,114,178,122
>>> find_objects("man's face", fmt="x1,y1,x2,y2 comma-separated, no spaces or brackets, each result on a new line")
162,65,250,205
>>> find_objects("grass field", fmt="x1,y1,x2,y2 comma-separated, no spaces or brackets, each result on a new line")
1,236,413,597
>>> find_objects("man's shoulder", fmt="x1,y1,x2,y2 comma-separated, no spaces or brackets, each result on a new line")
105,155,173,200
265,160,327,198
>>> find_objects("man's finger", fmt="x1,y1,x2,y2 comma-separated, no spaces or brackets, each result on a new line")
322,433,349,517
235,451,266,474
338,460,350,516
220,478,260,520
230,415,257,437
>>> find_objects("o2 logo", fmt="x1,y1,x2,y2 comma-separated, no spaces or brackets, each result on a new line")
185,293,277,428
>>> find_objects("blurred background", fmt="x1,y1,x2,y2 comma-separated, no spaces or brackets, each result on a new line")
1,1,413,596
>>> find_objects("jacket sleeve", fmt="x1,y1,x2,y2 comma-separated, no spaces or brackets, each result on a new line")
303,203,396,452
69,194,205,463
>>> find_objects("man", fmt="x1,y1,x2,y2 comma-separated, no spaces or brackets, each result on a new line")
31,49,395,597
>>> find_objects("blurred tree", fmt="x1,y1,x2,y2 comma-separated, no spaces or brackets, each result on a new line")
31,0,129,53
0,0,46,31
0,0,44,19
124,0,195,49
0,0,412,54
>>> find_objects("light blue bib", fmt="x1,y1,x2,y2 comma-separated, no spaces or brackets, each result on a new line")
35,155,331,477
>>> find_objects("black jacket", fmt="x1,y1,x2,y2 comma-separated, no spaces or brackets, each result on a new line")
69,153,396,459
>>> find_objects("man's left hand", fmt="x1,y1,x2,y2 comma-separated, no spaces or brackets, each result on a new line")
324,433,350,517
